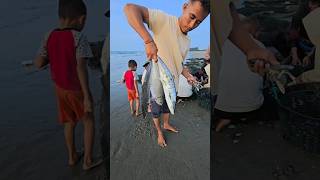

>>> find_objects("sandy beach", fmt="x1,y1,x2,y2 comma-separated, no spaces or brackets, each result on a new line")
213,119,320,180
110,88,210,180
109,50,210,179
0,0,107,179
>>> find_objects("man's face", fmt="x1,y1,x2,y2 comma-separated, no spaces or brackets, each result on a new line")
179,1,209,34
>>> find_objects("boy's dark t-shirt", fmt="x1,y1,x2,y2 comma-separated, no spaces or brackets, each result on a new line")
38,29,93,91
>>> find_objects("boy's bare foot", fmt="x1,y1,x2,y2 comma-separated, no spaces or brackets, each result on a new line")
83,158,103,171
131,110,136,116
163,124,179,133
157,133,167,147
68,150,84,166
135,112,142,117
215,119,231,132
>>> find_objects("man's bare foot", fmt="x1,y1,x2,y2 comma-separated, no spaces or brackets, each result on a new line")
215,119,231,132
131,110,136,116
157,133,167,147
163,124,179,133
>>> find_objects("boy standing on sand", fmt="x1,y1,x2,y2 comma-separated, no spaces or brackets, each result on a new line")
34,0,102,170
124,0,210,147
121,60,140,116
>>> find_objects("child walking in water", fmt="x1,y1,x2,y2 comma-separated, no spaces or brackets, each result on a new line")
34,0,102,170
122,60,140,116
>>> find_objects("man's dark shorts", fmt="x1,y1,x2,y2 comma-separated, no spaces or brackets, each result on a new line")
150,98,170,118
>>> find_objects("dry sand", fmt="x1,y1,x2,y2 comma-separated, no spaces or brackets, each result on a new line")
110,86,210,180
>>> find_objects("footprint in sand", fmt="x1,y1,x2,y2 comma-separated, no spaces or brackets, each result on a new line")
111,141,132,162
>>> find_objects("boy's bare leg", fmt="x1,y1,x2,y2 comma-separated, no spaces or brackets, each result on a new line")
163,113,178,133
135,98,140,116
82,113,95,167
64,121,78,166
215,119,231,132
129,100,134,115
153,118,167,147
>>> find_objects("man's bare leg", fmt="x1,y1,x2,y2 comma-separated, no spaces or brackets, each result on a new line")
163,113,178,133
153,118,167,147
215,119,231,132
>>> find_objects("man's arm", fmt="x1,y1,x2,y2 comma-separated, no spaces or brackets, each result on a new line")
77,58,93,112
123,3,158,61
228,3,278,74
123,3,152,43
182,67,197,85
34,55,49,69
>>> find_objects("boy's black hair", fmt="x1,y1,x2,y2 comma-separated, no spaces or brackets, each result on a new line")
128,60,137,68
59,0,87,19
190,0,210,13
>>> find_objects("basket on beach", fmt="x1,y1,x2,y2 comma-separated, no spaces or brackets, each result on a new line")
278,83,320,153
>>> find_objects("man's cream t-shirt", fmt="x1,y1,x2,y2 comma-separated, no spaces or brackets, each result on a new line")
148,9,191,88
212,0,239,94
300,7,320,82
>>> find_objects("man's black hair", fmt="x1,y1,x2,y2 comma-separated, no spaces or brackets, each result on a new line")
190,0,210,13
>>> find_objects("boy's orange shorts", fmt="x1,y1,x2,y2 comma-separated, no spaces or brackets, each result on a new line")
127,89,139,101
54,85,85,124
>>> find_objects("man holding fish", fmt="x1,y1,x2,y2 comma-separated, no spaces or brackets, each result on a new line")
124,0,210,147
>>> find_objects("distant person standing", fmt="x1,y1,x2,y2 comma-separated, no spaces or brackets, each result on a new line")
121,60,140,116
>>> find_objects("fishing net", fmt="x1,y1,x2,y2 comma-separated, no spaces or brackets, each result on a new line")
194,88,211,110
278,83,320,153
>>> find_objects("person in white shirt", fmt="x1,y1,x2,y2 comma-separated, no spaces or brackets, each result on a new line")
214,15,265,132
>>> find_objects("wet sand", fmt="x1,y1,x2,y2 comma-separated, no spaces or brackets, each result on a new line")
213,120,320,180
0,0,107,179
110,85,210,180
0,68,107,180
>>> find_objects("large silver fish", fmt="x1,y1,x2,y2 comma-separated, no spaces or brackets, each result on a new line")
158,57,177,115
141,62,152,118
150,61,164,106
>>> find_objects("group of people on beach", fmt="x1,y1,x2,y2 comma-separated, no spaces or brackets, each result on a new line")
32,0,319,173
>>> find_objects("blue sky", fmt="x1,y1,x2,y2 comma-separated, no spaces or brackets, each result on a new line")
110,0,210,51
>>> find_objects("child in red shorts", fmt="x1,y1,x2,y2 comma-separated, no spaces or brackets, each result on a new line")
122,60,140,116
34,0,102,170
